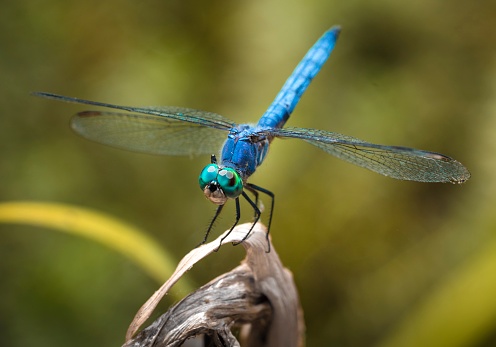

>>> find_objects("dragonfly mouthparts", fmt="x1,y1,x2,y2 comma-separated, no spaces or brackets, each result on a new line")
203,182,227,205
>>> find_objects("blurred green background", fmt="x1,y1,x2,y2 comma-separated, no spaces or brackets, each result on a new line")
1,0,495,346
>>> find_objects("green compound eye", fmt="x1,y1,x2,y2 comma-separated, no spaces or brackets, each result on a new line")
199,164,219,189
217,168,243,198
199,164,243,200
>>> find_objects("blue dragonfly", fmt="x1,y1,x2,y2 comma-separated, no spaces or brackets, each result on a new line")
34,26,470,251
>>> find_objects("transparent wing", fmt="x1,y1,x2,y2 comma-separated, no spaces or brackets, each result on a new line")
72,109,232,156
34,93,234,156
270,127,470,184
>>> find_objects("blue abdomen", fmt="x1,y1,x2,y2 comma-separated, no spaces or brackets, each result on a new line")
257,28,340,129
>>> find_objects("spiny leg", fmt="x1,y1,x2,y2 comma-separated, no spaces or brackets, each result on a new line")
244,184,260,217
231,191,261,247
200,204,224,246
218,197,241,251
246,183,275,252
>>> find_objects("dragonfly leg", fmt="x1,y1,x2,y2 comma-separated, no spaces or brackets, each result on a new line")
245,183,275,253
217,197,241,251
230,190,263,248
244,185,260,217
199,204,224,247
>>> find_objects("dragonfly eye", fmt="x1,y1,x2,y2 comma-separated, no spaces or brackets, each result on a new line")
199,164,243,204
217,168,243,198
199,164,225,205
199,164,219,189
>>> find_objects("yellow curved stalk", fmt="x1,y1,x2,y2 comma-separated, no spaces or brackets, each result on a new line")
0,201,194,295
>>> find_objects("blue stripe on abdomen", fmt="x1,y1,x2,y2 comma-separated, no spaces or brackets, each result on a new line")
257,26,341,129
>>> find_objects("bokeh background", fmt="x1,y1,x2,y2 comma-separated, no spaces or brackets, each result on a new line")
1,0,495,346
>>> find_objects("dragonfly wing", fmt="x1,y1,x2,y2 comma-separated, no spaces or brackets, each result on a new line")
34,93,234,156
270,127,470,184
72,107,233,156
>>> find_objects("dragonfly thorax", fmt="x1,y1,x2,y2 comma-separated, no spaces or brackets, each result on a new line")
199,163,243,205
221,125,271,180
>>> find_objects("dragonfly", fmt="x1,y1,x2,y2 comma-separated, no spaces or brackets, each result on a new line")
34,26,470,251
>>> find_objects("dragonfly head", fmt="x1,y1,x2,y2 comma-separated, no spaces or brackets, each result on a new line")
199,163,243,205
